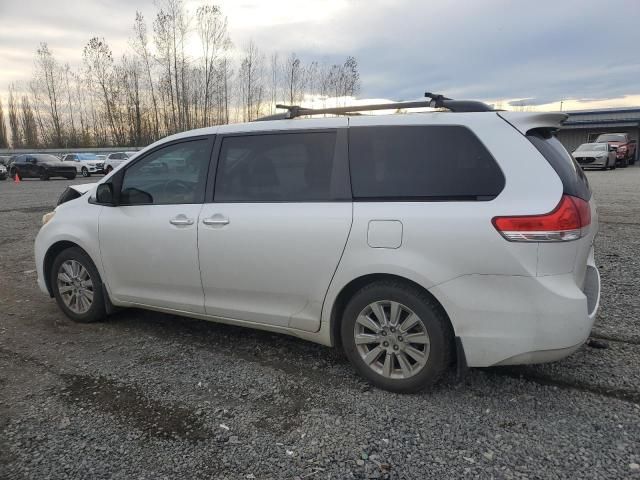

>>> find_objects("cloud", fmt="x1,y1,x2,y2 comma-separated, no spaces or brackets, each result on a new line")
2,0,640,108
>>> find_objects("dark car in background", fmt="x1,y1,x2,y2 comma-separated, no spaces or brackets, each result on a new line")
9,154,77,180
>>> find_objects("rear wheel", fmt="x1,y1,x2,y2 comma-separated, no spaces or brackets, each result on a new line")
65,173,77,180
341,280,452,393
51,247,106,323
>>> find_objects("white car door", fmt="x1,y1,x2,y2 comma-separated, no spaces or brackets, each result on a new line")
198,125,352,332
99,137,214,313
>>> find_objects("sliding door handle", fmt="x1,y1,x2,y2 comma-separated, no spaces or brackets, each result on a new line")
202,215,229,226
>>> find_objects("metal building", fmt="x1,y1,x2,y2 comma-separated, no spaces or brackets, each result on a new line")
557,107,640,162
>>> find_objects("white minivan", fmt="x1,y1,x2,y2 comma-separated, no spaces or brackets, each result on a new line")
35,96,600,392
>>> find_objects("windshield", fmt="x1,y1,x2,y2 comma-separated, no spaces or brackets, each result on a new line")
577,143,607,152
596,134,627,143
77,153,99,160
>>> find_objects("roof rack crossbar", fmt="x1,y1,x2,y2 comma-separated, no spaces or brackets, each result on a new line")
270,100,434,119
253,92,493,121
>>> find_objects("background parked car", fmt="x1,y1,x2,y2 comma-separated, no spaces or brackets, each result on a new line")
572,142,616,170
10,154,77,180
104,151,138,173
594,133,636,167
61,153,105,177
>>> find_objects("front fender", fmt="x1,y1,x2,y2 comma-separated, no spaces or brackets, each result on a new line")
35,198,103,295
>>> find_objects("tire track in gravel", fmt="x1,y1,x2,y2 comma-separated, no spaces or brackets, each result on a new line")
486,366,640,405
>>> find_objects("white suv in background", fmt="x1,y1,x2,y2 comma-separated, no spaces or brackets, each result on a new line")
34,95,600,392
104,151,138,174
61,153,105,177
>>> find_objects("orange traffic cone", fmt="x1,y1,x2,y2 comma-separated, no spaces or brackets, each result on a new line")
14,172,20,183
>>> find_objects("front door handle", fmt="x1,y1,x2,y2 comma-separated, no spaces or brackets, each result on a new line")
169,214,194,226
202,215,230,226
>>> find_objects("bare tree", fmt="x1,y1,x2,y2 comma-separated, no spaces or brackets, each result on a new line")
8,86,21,148
20,96,39,148
34,42,64,145
0,97,8,148
282,53,305,105
63,63,78,146
132,11,160,139
269,53,279,113
238,41,265,122
83,37,126,145
342,56,360,98
196,3,230,126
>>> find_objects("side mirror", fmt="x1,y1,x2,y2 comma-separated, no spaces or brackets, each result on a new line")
96,183,115,205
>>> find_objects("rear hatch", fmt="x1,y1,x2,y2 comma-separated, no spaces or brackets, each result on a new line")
498,112,597,308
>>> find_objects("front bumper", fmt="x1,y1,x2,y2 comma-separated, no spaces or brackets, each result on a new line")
430,254,601,367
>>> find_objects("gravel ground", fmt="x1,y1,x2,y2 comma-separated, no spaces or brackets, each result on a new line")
1,171,639,479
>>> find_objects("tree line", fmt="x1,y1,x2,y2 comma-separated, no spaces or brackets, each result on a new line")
0,0,361,149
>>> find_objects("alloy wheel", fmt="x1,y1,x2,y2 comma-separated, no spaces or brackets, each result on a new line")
57,259,94,314
354,300,430,379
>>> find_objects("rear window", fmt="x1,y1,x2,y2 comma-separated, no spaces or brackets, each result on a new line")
349,125,505,200
527,130,591,201
596,134,627,143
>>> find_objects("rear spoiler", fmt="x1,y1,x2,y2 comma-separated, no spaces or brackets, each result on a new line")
497,112,568,135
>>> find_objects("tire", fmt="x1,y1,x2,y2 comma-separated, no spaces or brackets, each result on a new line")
65,173,77,180
10,168,17,179
105,166,113,174
51,247,106,323
341,280,452,393
40,171,50,181
81,167,90,177
621,157,629,168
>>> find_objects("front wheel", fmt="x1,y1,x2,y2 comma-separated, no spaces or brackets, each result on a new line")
40,171,49,181
341,281,452,393
620,157,629,168
51,247,106,323
105,166,113,174
81,167,90,177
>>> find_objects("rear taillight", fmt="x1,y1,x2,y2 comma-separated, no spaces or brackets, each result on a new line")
492,195,591,242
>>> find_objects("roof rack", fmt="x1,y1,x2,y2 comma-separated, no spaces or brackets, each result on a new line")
253,92,493,121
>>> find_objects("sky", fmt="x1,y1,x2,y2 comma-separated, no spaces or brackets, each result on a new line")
1,0,640,111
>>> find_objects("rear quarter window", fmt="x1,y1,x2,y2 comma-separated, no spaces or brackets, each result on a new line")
348,125,505,200
527,129,591,201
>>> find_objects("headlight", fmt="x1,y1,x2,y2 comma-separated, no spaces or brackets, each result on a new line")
42,211,56,225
